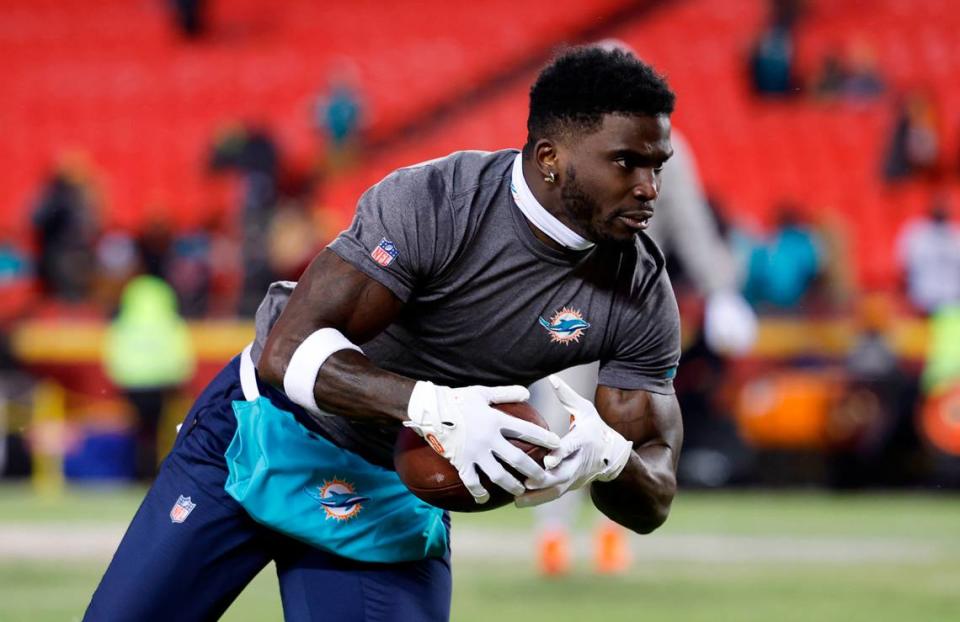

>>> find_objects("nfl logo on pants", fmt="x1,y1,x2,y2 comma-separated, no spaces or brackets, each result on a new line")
170,495,196,523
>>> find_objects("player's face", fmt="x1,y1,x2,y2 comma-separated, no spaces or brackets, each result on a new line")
558,113,672,244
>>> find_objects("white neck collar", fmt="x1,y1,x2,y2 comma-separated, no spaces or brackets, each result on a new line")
510,153,595,251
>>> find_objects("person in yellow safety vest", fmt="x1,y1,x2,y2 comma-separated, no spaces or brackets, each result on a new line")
103,275,195,480
922,306,960,394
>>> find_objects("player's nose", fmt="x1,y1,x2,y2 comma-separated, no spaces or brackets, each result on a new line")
632,172,658,202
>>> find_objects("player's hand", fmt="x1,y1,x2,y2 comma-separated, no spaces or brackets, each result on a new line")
515,375,632,508
405,381,561,504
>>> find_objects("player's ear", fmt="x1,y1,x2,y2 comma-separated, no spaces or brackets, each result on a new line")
533,139,560,184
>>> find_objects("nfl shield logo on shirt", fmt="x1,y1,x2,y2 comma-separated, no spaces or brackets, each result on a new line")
170,495,196,523
370,238,399,267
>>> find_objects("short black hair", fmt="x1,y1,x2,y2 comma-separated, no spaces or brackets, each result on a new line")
525,46,675,150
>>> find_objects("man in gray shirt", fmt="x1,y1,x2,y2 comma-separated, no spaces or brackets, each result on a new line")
85,46,683,621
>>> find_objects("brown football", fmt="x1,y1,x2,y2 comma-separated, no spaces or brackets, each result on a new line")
394,401,550,512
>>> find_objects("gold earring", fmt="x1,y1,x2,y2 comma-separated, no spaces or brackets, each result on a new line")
544,171,557,183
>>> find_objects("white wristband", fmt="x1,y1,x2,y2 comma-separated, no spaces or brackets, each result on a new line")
283,328,363,416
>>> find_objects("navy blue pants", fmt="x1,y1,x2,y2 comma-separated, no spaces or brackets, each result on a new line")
84,356,452,621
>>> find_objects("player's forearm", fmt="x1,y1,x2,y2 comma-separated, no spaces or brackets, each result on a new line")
590,445,677,534
259,339,415,423
311,349,415,422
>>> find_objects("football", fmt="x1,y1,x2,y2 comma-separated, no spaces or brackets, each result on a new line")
394,401,550,512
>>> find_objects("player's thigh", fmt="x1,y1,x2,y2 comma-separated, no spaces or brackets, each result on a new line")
275,541,452,622
83,456,272,622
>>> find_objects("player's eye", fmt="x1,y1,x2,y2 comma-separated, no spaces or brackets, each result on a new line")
613,157,630,169
653,165,665,174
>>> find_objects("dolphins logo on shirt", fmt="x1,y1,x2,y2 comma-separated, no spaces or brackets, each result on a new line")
539,307,591,344
304,479,370,521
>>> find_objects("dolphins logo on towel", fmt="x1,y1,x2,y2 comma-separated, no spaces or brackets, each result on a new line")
539,307,591,344
305,479,369,521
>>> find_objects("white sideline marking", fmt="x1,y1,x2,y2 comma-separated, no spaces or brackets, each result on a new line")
451,530,942,564
0,523,944,564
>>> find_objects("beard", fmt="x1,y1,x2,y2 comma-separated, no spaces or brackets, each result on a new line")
560,165,632,245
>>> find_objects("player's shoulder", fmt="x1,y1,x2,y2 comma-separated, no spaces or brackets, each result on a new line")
629,231,668,277
615,232,671,299
390,149,516,197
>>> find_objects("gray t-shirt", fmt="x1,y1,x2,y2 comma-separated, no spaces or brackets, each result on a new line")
252,149,680,465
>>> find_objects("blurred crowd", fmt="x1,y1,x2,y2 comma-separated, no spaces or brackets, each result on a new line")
2,113,362,325
0,73,364,481
743,0,960,317
671,0,960,489
750,0,960,187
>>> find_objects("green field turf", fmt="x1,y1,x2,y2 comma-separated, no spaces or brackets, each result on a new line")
1,484,958,621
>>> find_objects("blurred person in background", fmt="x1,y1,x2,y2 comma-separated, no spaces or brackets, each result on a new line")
895,193,960,315
138,219,174,281
828,294,923,487
94,230,140,312
749,0,798,99
922,306,960,396
94,217,214,317
741,202,823,311
0,231,33,325
103,275,195,480
166,225,216,318
168,0,207,39
153,211,243,318
811,48,846,98
31,156,100,302
917,302,960,484
314,63,365,172
812,39,885,102
0,239,30,282
883,90,942,182
649,133,758,356
809,207,856,309
530,130,757,576
840,39,885,100
0,334,34,479
769,0,806,30
0,226,35,478
749,0,805,97
266,199,321,281
749,26,795,96
210,124,282,316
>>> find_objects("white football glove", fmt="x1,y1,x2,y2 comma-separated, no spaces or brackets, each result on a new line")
515,375,632,508
405,381,561,504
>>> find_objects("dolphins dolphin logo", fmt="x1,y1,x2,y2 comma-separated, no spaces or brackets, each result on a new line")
539,307,591,344
539,316,591,333
305,479,369,521
318,491,370,508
